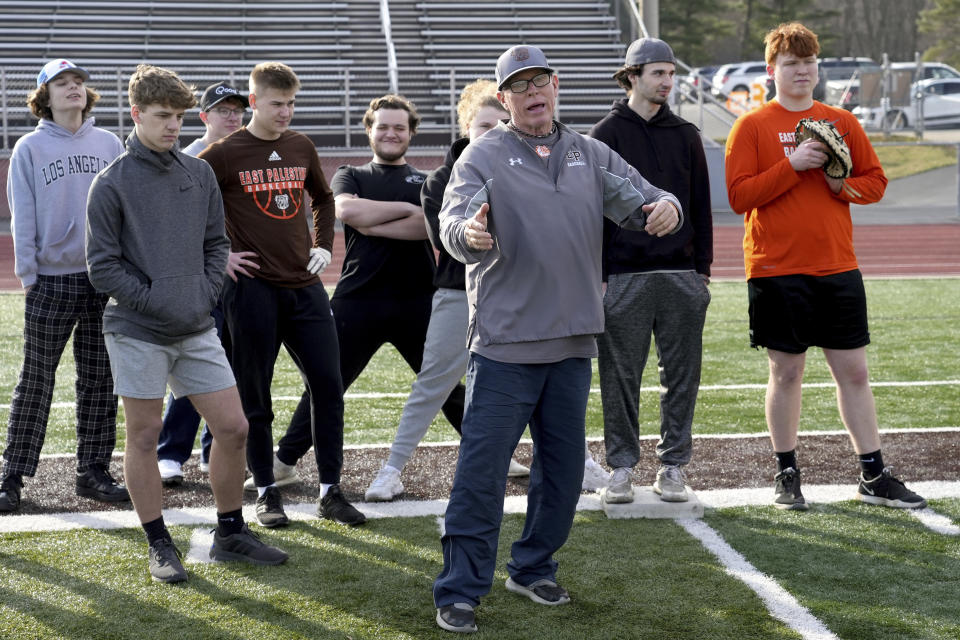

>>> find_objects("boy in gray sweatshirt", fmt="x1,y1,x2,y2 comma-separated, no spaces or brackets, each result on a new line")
86,64,287,583
0,58,128,513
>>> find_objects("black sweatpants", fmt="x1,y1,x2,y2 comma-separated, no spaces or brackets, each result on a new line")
276,291,465,465
222,276,344,486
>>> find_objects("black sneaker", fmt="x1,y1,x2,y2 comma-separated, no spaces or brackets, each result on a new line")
148,537,187,583
210,523,289,565
505,577,571,605
857,467,927,509
319,484,366,526
76,464,130,502
255,486,290,528
436,603,477,633
0,473,23,513
773,467,809,511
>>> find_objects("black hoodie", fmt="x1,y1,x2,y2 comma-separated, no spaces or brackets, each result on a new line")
421,136,470,290
589,99,712,278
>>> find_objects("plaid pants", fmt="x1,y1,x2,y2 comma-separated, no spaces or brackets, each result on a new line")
2,273,117,476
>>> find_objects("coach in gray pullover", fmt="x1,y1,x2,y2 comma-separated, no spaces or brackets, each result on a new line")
86,131,229,344
432,45,680,634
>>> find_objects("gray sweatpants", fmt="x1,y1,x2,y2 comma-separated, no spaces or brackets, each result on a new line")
387,287,469,470
598,271,710,469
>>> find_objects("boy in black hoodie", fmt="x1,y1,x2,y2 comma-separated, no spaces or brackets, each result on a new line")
589,38,713,505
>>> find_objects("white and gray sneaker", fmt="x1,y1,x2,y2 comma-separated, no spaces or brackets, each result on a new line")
653,464,689,502
582,456,610,492
604,467,634,503
243,454,299,492
507,458,530,478
365,465,404,502
157,459,183,487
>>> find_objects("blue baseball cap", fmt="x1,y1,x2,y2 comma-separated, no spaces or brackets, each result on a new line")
37,59,89,87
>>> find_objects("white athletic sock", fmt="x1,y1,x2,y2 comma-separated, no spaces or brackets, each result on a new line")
320,483,333,498
257,483,278,497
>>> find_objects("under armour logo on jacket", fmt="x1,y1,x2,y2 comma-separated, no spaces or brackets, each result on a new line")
508,157,523,166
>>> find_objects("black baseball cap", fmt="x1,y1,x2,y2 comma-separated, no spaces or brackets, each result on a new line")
199,81,249,111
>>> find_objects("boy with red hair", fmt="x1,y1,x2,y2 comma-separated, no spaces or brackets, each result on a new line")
725,23,925,511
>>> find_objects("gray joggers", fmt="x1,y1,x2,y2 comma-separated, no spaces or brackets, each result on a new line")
598,271,710,469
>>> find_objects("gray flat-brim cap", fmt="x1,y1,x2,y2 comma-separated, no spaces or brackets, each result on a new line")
496,45,555,89
623,37,676,68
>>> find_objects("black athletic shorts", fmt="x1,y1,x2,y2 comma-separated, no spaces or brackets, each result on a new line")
747,269,870,353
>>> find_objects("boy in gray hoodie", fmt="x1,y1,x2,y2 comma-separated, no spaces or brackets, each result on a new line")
0,58,128,513
86,64,287,583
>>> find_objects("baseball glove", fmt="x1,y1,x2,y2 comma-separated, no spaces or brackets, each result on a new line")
794,118,853,179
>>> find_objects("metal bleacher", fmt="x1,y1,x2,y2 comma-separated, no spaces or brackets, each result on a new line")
0,0,631,151
392,0,626,143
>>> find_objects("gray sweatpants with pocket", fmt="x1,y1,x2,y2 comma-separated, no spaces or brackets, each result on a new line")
598,271,710,469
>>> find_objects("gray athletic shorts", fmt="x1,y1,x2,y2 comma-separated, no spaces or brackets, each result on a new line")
104,328,236,400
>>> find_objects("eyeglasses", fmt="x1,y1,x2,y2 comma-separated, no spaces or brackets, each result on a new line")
209,107,245,117
506,72,552,94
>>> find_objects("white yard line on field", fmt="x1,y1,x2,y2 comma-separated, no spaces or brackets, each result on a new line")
908,508,960,535
679,518,841,640
2,482,958,535
9,379,959,410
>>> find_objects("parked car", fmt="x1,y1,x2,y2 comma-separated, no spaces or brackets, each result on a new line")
853,77,960,129
685,65,720,98
821,57,881,109
828,60,959,112
711,60,768,98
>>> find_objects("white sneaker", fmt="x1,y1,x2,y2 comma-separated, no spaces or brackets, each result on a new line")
507,458,530,478
653,464,689,502
603,467,634,503
198,460,210,474
582,457,610,492
158,459,183,487
365,466,404,502
243,454,300,492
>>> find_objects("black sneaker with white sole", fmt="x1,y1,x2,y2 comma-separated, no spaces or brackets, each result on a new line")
505,577,570,605
148,537,187,583
210,524,289,565
857,467,927,509
436,603,477,633
255,486,290,528
319,484,366,526
773,467,809,511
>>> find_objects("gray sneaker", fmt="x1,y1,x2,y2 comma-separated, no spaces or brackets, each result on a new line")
244,455,300,492
604,467,634,503
210,524,289,565
436,603,477,633
505,577,570,605
773,467,809,511
255,486,290,527
653,464,689,502
148,538,187,583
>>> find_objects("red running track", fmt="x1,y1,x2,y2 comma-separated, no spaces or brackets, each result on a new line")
0,223,958,291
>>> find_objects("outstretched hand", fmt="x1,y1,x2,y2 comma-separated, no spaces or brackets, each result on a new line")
465,202,494,250
641,200,679,237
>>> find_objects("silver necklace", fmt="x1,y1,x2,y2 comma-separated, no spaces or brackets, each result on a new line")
507,120,557,139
